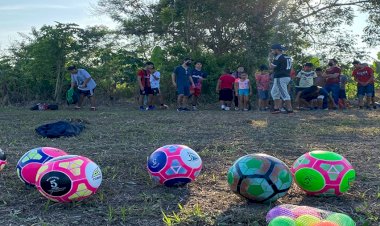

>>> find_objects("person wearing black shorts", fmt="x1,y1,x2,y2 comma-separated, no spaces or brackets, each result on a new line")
216,68,236,111
137,62,154,110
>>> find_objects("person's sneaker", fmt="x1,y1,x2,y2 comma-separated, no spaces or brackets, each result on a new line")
90,107,96,111
286,109,294,113
373,105,377,110
271,109,281,114
182,108,191,111
147,106,155,110
221,105,226,110
280,108,287,113
225,107,230,111
139,106,146,111
160,104,169,109
235,107,240,111
192,106,198,111
177,107,183,112
243,108,249,111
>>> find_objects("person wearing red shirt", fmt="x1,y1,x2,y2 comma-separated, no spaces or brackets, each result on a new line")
255,65,271,111
137,62,154,110
322,59,340,109
352,60,375,109
216,68,236,110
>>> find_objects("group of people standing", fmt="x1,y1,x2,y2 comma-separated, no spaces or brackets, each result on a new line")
67,44,377,112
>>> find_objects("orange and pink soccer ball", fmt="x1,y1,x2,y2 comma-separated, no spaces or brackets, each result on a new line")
35,155,102,203
16,147,68,186
291,150,355,196
147,145,202,186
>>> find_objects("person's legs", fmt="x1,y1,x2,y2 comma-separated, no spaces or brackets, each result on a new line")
271,78,282,111
181,86,190,110
278,77,293,112
244,95,249,110
365,84,374,108
76,94,85,108
177,95,183,108
258,98,263,110
331,84,340,107
89,95,96,110
357,84,365,108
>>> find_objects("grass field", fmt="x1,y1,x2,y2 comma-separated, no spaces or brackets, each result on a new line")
0,105,379,226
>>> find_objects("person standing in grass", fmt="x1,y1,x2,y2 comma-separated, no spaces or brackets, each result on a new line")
269,44,294,114
235,72,252,111
172,58,195,112
137,62,154,111
190,61,208,110
338,73,348,109
216,68,235,111
352,60,375,109
150,66,168,109
232,66,245,110
323,59,340,109
68,65,97,111
361,62,377,109
255,65,271,111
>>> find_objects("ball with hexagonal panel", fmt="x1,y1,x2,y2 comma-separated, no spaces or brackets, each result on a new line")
0,148,7,172
291,150,355,196
227,153,293,203
35,155,102,203
17,147,68,186
147,145,202,187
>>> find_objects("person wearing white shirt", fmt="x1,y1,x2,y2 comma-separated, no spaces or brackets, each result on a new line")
150,67,168,109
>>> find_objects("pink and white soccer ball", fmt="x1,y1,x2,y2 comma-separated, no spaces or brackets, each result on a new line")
147,145,202,186
35,155,102,203
17,147,68,186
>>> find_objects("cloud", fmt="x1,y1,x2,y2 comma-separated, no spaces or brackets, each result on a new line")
0,4,70,11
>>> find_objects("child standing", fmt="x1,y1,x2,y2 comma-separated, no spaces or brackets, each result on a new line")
235,72,252,111
216,68,235,110
150,67,168,109
339,74,348,109
255,65,271,111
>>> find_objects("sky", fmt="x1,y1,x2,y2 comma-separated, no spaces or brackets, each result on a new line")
0,0,116,49
0,0,379,60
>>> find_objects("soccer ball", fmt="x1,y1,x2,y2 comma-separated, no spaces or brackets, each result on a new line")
35,155,102,203
17,147,68,186
147,145,202,187
0,149,6,172
227,153,293,203
291,150,355,196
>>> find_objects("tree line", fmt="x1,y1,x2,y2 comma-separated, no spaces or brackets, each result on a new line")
1,0,380,105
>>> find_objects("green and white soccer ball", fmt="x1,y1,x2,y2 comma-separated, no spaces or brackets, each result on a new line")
227,153,292,203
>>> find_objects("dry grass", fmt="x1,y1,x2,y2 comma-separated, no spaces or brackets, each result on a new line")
0,105,379,226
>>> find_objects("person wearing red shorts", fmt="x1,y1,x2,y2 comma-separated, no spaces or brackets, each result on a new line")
190,61,208,110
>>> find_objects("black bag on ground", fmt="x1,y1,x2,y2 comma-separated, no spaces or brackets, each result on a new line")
35,121,85,138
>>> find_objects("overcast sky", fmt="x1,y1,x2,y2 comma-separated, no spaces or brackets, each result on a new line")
0,0,379,60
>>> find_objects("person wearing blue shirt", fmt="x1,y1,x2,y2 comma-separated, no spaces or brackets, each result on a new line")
172,58,195,112
190,61,208,110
